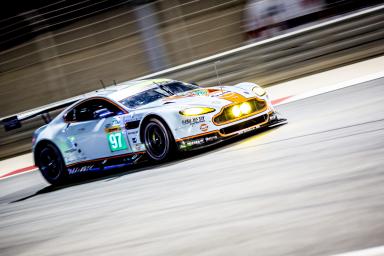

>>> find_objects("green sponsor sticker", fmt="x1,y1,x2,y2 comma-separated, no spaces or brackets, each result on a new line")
193,89,208,96
107,131,128,152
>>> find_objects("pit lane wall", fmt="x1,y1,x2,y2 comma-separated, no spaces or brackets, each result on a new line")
135,5,384,86
0,5,384,159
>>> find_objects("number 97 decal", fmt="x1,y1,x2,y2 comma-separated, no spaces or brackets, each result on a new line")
107,131,128,152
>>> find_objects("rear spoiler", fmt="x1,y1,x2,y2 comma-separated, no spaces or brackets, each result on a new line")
1,78,156,131
1,97,81,131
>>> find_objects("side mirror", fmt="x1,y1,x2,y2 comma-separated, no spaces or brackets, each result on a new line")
93,108,114,119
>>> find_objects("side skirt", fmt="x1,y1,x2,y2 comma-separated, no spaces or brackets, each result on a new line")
66,152,146,175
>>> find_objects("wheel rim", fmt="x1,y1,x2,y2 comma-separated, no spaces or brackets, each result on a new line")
39,147,61,180
145,123,169,159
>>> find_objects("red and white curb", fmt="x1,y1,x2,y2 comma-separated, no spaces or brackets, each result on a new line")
1,71,384,181
0,165,37,180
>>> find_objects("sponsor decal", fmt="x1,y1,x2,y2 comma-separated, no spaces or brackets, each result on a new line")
124,113,143,123
179,135,219,149
189,89,209,96
166,88,250,102
166,88,230,100
187,138,205,146
134,143,145,151
182,116,205,125
132,137,137,143
68,165,94,175
107,131,128,152
200,123,209,132
238,125,260,135
104,125,121,133
166,89,208,100
205,135,218,142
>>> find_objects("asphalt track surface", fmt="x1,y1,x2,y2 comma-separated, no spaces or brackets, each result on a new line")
1,78,384,256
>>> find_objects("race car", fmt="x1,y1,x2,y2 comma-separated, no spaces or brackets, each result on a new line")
32,79,286,185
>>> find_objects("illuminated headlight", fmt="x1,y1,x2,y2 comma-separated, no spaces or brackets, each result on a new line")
179,107,215,116
232,102,252,118
252,86,266,96
240,102,252,115
231,105,241,117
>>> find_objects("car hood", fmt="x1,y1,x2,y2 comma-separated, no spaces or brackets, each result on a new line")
136,86,255,110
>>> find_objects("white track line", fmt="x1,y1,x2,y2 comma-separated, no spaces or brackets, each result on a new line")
275,71,384,106
328,245,384,256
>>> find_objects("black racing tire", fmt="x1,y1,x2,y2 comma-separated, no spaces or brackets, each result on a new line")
143,118,175,162
37,143,68,185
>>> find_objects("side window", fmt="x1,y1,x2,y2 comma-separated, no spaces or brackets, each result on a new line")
64,109,76,122
64,99,123,122
77,103,94,121
93,100,123,115
64,101,93,122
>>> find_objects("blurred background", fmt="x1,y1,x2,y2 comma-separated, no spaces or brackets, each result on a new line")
2,3,384,255
0,0,383,158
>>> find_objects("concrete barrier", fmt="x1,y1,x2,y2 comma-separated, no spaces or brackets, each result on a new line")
134,5,384,86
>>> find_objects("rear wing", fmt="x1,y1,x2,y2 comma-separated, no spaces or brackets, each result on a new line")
0,79,131,132
2,116,22,131
1,96,81,131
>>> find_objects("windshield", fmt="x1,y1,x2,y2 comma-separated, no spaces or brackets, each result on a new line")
119,82,199,109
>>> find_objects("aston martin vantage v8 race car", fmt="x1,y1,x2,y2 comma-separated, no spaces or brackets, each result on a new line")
33,79,285,184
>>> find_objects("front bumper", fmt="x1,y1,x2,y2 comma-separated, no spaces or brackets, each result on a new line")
177,111,283,151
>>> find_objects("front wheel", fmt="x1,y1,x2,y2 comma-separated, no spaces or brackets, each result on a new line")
37,143,68,185
143,118,175,162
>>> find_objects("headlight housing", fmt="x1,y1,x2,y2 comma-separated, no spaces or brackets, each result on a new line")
179,107,215,116
231,102,252,118
252,86,266,96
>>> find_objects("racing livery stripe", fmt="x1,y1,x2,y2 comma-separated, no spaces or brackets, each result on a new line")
219,92,248,103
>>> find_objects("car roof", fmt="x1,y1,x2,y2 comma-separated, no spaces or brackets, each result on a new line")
91,78,174,102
